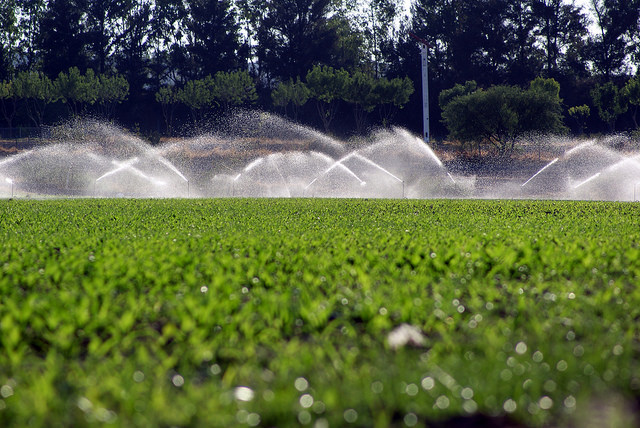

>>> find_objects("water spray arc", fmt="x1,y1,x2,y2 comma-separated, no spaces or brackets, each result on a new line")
5,177,14,197
9,115,638,201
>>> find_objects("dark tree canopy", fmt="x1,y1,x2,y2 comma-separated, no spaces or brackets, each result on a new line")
0,0,638,137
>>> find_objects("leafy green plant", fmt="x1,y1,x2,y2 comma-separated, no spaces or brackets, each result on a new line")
1,199,639,427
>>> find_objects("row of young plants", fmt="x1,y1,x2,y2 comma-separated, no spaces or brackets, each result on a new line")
1,198,639,427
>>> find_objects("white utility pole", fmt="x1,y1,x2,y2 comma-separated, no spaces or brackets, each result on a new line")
410,33,431,143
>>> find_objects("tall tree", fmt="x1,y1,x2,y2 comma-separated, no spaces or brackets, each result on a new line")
586,0,640,78
257,0,341,84
83,0,131,75
38,0,88,78
183,0,246,79
530,0,590,79
16,0,46,72
0,1,18,80
358,0,403,77
112,0,153,101
148,0,188,87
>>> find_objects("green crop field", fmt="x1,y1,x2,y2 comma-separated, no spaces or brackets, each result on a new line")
1,198,639,427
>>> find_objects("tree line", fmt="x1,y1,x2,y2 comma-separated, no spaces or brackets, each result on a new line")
0,0,639,140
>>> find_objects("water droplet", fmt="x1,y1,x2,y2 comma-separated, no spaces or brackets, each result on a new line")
544,379,557,392
298,410,312,424
371,381,384,394
573,345,584,357
515,342,527,354
312,400,326,414
421,376,435,390
234,386,254,402
0,385,14,398
404,412,418,426
247,413,261,426
435,395,450,409
210,364,221,375
314,418,329,428
405,383,419,396
344,408,358,423
200,285,208,293
564,395,576,408
539,396,553,410
461,387,474,400
532,350,544,362
76,396,92,413
462,400,478,413
300,394,314,408
613,344,624,355
503,398,517,413
500,369,513,381
295,377,309,392
263,390,275,401
133,371,144,383
171,374,184,387
556,360,568,371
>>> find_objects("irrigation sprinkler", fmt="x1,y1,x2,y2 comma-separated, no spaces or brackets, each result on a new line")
409,32,431,143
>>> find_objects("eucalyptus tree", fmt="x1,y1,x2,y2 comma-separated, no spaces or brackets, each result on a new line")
82,0,131,75
112,0,153,101
147,0,188,88
183,0,246,79
15,0,46,72
356,0,403,77
0,0,18,80
38,0,88,77
586,0,640,78
257,0,342,84
529,0,590,79
408,0,534,87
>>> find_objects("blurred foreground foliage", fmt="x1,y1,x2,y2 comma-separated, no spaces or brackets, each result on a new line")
0,199,639,427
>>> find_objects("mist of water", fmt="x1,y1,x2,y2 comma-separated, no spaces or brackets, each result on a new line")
1,115,639,200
